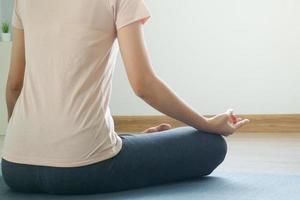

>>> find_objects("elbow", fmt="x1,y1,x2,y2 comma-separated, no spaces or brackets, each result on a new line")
134,88,148,99
132,74,157,99
133,83,148,99
7,82,23,92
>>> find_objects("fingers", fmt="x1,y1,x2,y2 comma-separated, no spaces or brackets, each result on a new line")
226,108,234,116
226,108,248,124
230,114,237,124
232,118,250,129
226,120,236,132
225,108,251,134
226,108,238,124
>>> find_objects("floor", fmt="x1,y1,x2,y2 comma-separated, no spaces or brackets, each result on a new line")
0,132,299,175
216,132,300,175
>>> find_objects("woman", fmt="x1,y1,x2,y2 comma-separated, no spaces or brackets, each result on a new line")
1,0,250,195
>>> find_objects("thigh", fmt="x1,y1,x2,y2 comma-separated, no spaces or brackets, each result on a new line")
1,158,42,193
37,126,227,194
106,126,227,192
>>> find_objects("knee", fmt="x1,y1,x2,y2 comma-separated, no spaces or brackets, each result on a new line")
189,130,227,177
203,134,227,176
184,127,228,165
214,134,228,163
171,127,228,177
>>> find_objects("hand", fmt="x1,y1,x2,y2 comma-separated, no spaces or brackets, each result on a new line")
204,108,250,136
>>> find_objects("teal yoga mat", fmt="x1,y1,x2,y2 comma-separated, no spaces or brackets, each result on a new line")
1,170,299,200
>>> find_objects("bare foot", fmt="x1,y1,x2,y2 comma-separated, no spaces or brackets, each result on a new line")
142,123,172,133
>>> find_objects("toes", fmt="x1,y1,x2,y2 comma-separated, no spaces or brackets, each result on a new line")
143,123,172,133
157,123,172,131
143,127,157,133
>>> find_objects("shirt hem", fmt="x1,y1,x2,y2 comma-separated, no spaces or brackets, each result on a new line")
1,136,123,168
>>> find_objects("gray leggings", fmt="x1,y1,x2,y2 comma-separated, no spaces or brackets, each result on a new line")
1,126,227,195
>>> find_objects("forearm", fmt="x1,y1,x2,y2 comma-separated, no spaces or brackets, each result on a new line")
139,76,210,131
6,87,21,122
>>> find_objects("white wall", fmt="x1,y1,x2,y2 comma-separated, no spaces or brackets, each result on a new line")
110,0,300,115
0,0,300,134
0,0,2,22
0,0,13,23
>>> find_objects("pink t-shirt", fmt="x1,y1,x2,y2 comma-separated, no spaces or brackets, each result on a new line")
2,0,150,167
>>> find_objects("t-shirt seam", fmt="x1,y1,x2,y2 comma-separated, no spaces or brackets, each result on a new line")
116,14,150,30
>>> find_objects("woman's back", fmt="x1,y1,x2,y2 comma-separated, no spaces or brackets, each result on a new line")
2,0,150,167
1,0,251,195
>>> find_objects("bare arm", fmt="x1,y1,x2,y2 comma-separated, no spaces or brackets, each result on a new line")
117,22,210,131
6,27,26,122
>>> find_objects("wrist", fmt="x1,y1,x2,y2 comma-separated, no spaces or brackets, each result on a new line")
195,114,211,131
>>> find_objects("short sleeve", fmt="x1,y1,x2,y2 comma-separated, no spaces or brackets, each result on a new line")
11,0,24,30
114,0,151,30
